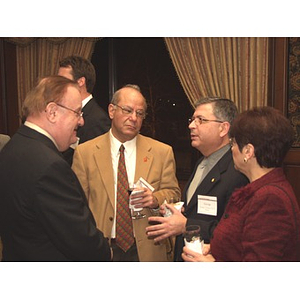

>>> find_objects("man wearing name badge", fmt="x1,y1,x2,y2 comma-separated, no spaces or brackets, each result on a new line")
72,84,181,261
146,97,249,261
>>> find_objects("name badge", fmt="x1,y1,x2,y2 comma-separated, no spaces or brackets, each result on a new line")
197,195,217,216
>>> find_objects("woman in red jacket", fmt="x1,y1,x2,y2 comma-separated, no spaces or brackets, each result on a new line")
182,106,300,261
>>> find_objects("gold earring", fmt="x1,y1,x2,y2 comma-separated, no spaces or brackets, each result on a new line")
243,158,248,163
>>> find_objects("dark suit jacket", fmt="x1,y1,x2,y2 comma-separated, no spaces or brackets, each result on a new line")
0,125,111,261
78,98,111,144
174,149,249,261
63,98,111,165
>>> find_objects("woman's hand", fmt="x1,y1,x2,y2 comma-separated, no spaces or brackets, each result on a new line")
181,245,216,262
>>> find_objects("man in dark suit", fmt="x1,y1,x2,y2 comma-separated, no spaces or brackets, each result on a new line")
0,76,111,261
58,55,111,165
146,97,249,261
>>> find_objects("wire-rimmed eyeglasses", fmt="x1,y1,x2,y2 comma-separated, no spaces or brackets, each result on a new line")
188,116,224,125
114,104,146,119
56,103,83,118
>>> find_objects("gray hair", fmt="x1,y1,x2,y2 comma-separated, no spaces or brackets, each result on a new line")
111,84,147,110
195,97,238,125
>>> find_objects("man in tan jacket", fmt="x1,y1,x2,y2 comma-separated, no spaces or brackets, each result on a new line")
72,84,181,261
0,134,10,151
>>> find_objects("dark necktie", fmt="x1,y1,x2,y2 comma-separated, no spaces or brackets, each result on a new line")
116,144,134,252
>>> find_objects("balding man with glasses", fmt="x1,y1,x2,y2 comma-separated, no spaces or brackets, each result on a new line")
146,97,249,261
0,76,111,261
72,84,181,261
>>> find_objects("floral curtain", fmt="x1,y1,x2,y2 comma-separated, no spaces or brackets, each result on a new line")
5,37,99,119
164,37,269,112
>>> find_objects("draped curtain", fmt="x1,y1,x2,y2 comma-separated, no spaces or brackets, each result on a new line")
5,37,269,120
164,37,269,112
5,37,99,119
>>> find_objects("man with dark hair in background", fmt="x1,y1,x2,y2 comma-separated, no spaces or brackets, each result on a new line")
58,55,111,165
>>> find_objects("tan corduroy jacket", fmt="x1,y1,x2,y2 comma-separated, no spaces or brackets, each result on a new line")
72,132,181,261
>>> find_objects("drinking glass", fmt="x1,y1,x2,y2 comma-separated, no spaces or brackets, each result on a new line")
183,225,203,254
128,187,146,219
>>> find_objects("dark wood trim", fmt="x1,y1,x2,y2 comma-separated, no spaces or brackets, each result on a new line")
285,149,300,165
270,37,289,114
269,37,300,205
0,39,7,133
0,39,19,136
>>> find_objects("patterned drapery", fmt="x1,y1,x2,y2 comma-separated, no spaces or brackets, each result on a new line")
5,37,99,120
164,37,269,112
288,37,300,147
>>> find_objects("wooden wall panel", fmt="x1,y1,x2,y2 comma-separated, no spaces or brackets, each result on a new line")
0,39,19,136
284,151,300,208
271,38,300,206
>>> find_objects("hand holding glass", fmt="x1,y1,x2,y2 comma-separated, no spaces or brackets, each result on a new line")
128,187,146,219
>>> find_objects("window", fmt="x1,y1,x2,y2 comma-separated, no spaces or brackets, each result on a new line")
92,38,197,188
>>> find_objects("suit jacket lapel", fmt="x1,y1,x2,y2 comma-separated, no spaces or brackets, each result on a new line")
19,125,60,155
185,149,232,213
92,133,115,209
134,135,153,182
82,98,95,116
182,157,203,201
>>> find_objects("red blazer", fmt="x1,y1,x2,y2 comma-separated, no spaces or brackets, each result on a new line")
211,168,300,261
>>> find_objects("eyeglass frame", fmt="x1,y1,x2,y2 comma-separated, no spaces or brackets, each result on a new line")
188,116,224,125
56,103,84,118
114,104,146,119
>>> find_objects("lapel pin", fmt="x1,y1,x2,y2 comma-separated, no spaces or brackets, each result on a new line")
211,178,215,182
143,157,148,162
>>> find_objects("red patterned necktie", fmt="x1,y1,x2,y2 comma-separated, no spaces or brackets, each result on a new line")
116,144,134,252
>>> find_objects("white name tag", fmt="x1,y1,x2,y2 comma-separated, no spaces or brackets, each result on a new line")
197,195,217,216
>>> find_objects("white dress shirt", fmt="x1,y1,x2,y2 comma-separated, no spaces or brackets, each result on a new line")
24,121,58,149
81,94,93,108
109,129,137,238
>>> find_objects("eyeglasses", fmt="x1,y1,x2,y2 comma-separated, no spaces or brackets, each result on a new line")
56,103,83,118
188,116,224,125
114,104,146,119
